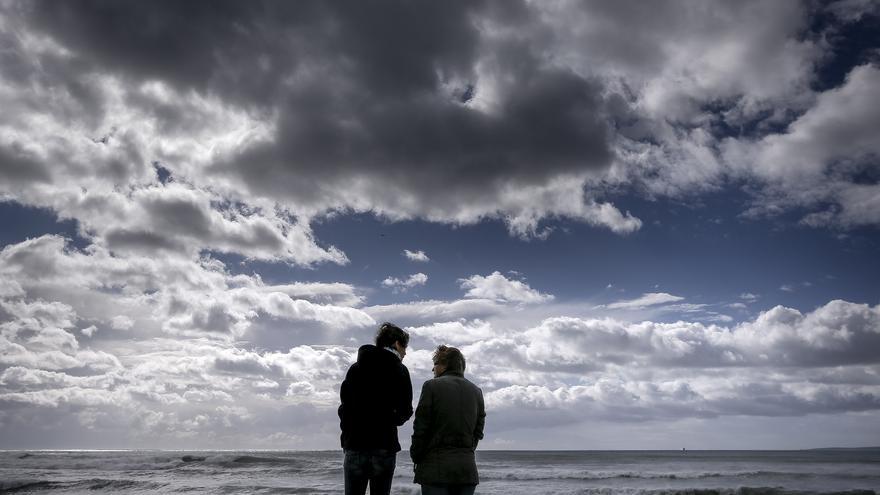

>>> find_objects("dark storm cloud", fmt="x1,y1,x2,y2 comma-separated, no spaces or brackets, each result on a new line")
22,0,490,106
20,0,617,226
104,229,187,254
0,13,105,126
230,64,611,207
21,1,320,106
707,382,880,417
6,0,878,237
0,143,52,185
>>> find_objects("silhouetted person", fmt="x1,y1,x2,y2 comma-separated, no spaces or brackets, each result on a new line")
411,345,486,495
339,322,413,495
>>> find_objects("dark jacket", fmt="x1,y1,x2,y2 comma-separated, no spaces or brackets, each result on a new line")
410,370,486,485
338,344,413,452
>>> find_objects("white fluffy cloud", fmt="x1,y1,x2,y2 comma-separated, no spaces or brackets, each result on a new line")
406,320,496,346
2,233,878,448
461,300,880,432
733,65,880,182
602,292,686,310
546,0,823,199
539,1,878,230
403,249,430,262
477,300,880,374
0,235,371,341
364,299,505,327
94,182,349,265
381,273,428,292
0,40,343,267
459,271,553,304
0,336,354,447
723,65,880,227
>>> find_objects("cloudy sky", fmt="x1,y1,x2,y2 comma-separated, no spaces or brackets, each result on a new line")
1,0,879,450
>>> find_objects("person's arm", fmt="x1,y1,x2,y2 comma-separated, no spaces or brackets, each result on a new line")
338,372,348,421
473,387,485,449
338,364,356,447
410,381,432,464
392,365,414,426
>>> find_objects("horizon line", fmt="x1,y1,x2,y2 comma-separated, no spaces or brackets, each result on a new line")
4,447,879,452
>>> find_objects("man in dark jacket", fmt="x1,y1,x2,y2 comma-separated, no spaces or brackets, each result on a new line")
339,322,413,495
411,345,485,495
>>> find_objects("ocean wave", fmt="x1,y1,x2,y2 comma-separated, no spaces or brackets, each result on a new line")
170,453,340,476
480,470,880,482
4,452,187,472
3,451,338,473
168,485,337,494
0,478,168,492
227,455,299,465
0,480,55,492
191,453,306,466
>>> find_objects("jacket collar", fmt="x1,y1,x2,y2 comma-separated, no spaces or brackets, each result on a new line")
383,346,401,360
439,369,464,377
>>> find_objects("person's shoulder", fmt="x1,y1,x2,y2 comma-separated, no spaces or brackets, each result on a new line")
428,374,459,388
421,376,441,388
356,343,376,358
397,360,410,374
463,376,483,392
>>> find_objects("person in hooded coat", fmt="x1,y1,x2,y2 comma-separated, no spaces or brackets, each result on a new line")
339,322,413,495
411,345,486,495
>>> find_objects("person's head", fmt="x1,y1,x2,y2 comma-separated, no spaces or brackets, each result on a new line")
375,322,409,360
432,345,465,377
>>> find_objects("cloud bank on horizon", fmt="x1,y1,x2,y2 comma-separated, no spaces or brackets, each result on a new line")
0,0,879,449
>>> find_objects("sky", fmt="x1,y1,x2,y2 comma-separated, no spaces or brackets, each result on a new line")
0,0,879,450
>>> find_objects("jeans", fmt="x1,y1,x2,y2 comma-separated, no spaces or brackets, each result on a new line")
420,484,477,495
343,449,397,495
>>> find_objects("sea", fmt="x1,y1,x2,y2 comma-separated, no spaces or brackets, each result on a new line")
1,449,878,494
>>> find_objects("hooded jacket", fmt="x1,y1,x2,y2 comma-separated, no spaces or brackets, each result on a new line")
410,370,486,485
338,344,413,452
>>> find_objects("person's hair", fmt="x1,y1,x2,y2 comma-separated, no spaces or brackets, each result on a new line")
433,345,465,373
375,322,409,349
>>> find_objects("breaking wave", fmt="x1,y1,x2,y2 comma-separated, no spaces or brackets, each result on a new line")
0,478,167,492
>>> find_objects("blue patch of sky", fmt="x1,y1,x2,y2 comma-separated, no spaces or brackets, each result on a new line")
0,201,89,250
808,7,880,92
153,161,173,185
603,189,880,312
217,188,880,315
701,100,803,140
